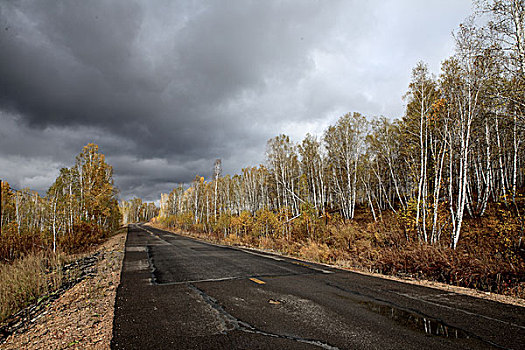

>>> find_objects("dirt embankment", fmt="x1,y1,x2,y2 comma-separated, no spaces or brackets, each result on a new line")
1,232,126,350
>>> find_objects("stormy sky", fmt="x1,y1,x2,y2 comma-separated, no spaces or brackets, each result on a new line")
0,0,472,201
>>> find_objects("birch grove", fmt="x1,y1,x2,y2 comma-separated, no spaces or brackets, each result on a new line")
1,144,121,259
159,1,524,250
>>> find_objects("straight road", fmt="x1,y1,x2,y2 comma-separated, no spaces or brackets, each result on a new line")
111,225,525,349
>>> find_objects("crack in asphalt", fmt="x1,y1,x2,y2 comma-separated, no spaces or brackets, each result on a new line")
187,284,340,350
146,245,159,285
151,271,320,286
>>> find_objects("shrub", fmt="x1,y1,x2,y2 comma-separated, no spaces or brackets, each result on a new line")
58,222,103,253
0,224,43,262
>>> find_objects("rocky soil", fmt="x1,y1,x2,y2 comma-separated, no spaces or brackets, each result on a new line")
1,232,126,350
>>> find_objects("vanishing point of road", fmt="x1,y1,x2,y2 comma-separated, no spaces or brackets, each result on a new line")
111,224,524,349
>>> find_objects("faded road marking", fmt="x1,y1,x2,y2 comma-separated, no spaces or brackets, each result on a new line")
241,248,334,274
292,261,333,274
240,249,283,261
124,259,150,272
137,225,171,245
126,246,147,252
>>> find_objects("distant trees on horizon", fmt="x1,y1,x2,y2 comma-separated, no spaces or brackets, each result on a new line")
119,198,159,224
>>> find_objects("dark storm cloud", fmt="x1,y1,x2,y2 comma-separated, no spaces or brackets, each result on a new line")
0,0,472,201
0,1,334,154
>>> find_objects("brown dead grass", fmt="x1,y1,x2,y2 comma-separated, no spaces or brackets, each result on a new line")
0,253,65,323
1,231,126,349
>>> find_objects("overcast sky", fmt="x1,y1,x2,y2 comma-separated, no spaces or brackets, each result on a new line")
0,0,473,201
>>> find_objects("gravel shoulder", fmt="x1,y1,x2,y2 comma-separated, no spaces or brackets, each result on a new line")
1,232,126,350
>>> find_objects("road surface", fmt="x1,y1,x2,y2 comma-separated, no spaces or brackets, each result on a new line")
111,224,524,349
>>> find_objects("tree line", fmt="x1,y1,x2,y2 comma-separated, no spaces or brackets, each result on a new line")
0,144,121,261
119,198,159,224
158,0,524,251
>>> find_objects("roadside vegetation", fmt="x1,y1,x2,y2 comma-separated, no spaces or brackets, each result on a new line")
0,143,121,323
0,252,63,322
155,1,525,298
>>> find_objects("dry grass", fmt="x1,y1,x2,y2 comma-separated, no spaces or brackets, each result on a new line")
223,233,243,246
0,226,128,325
2,232,126,349
0,252,64,323
298,240,331,262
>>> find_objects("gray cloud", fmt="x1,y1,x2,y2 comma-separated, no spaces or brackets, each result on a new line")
0,0,472,201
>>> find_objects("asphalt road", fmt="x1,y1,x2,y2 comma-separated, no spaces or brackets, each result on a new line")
111,225,525,350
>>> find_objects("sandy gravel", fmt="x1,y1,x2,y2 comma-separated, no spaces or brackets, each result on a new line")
1,232,126,350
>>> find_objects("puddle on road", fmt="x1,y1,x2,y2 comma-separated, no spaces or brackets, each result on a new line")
358,299,469,339
328,283,500,347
